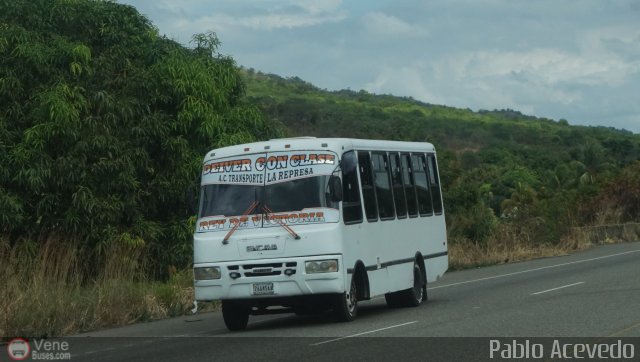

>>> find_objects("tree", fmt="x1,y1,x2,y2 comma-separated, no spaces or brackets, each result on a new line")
0,0,281,274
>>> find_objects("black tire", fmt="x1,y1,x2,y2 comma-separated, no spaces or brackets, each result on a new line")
421,269,429,303
221,300,249,331
333,275,358,322
395,262,425,307
384,291,402,308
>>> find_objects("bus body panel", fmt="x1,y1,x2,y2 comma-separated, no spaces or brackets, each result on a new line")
341,209,448,296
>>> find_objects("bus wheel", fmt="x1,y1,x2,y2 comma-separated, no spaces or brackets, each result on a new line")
333,276,358,322
222,300,249,331
397,262,424,307
384,291,402,308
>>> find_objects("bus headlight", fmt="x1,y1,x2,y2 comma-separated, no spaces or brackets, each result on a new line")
194,266,221,280
305,259,338,274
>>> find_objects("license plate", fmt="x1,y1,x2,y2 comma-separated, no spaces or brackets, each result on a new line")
252,282,275,295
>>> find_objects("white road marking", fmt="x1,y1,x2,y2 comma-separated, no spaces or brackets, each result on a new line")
428,249,640,290
531,281,585,295
609,320,640,337
310,321,417,346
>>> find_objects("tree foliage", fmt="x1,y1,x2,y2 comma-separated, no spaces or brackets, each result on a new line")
0,0,281,274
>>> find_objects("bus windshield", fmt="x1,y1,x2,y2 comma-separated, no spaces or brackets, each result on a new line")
199,175,338,218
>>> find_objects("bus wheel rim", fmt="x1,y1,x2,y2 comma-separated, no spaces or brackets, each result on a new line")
347,280,357,313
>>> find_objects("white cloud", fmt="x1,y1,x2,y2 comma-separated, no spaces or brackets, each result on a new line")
419,46,638,118
361,12,422,37
294,0,344,15
440,48,635,87
197,12,347,30
154,0,347,31
364,65,439,102
363,62,539,115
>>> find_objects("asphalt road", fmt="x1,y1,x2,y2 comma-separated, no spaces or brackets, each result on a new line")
60,241,640,361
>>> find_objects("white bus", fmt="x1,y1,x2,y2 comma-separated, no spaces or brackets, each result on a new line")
193,137,448,330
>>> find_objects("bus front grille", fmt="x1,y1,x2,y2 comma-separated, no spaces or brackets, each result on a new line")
226,262,298,278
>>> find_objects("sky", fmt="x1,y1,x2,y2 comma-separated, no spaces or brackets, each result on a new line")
119,0,640,134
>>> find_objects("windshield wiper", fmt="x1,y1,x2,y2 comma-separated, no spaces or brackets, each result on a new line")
222,200,259,245
261,204,301,240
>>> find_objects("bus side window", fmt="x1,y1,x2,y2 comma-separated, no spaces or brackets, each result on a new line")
402,153,418,217
372,152,395,220
358,151,378,222
389,152,407,219
341,151,363,224
412,154,434,217
428,154,443,214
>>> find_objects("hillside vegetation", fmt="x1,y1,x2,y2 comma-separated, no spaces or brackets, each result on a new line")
242,69,640,262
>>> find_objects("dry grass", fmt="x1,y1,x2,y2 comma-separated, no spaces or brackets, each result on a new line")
449,222,640,270
0,237,195,338
449,226,570,270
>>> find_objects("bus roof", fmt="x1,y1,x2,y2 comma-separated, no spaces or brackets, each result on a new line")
205,138,436,160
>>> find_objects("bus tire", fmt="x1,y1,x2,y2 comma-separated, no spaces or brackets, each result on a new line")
384,291,402,308
333,276,358,322
422,269,428,303
222,300,249,331
397,262,424,307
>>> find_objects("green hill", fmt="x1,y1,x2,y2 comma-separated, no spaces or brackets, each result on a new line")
241,69,640,248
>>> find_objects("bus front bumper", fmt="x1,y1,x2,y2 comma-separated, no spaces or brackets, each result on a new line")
193,255,345,301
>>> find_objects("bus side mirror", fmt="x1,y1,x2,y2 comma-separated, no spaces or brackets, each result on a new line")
329,176,343,202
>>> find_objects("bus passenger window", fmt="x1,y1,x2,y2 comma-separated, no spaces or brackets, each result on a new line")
372,152,395,220
402,154,418,217
358,151,378,222
412,154,434,217
341,151,363,224
428,154,443,214
389,153,407,218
